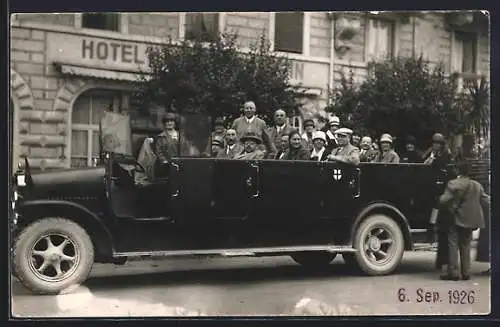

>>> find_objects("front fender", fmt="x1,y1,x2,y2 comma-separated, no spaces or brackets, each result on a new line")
15,200,114,260
349,201,413,250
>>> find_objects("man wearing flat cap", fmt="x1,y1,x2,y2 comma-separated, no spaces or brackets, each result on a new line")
234,132,266,160
326,128,360,165
231,101,277,159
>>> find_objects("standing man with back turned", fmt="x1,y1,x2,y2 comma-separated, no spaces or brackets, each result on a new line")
439,160,490,281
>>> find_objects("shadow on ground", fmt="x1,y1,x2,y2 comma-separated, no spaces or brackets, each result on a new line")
83,255,437,290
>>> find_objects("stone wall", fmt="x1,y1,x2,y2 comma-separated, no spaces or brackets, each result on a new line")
225,12,269,49
127,13,180,39
13,13,75,27
309,12,331,58
11,27,66,170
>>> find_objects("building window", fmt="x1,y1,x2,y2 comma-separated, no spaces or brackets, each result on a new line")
274,12,304,54
82,13,120,32
71,89,128,168
185,13,219,42
453,31,477,74
366,18,394,61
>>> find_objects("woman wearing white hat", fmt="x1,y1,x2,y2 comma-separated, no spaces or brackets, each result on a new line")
371,133,400,164
310,131,329,161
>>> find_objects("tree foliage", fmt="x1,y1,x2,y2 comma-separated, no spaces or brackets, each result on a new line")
325,56,468,147
133,32,301,126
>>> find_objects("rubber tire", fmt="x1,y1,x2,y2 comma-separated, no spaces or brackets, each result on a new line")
351,214,404,276
291,251,337,268
13,218,95,295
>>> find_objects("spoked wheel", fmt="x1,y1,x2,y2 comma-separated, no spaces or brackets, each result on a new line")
350,214,404,276
291,251,337,268
13,218,94,294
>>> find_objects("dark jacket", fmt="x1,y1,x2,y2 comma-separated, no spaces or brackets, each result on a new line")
282,146,310,161
400,150,423,163
216,143,244,159
440,176,490,229
371,150,400,164
267,124,295,152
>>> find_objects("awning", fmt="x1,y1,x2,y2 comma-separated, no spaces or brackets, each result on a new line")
55,63,148,82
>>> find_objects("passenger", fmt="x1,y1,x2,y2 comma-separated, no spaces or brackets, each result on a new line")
211,136,225,157
301,119,316,152
275,134,290,160
310,131,329,162
217,129,244,159
234,132,266,160
268,109,295,154
326,128,360,165
231,101,277,159
423,133,452,167
351,133,361,149
371,134,400,163
359,136,379,162
283,130,310,161
325,116,340,152
204,117,227,156
400,135,423,163
154,112,180,162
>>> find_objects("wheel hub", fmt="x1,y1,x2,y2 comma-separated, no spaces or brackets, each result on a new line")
368,236,381,251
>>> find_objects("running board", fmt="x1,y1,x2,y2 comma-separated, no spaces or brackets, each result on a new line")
114,245,357,259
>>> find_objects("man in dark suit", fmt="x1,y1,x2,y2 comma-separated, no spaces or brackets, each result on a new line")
267,109,295,154
275,134,290,160
231,101,277,158
217,129,244,159
439,160,490,281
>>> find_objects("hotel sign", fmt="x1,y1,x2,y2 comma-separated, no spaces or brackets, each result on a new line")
46,32,151,72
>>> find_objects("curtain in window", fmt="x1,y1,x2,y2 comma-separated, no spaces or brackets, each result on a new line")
452,36,464,73
453,32,476,74
185,13,219,41
461,34,476,73
71,91,115,168
367,19,393,61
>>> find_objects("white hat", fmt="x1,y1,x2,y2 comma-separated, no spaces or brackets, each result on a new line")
380,133,393,143
312,131,327,142
328,116,340,126
334,128,353,136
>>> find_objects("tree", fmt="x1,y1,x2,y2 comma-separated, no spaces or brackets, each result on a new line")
133,32,301,126
325,56,464,149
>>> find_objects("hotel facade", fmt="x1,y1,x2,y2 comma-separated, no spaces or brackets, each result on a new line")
10,11,489,172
